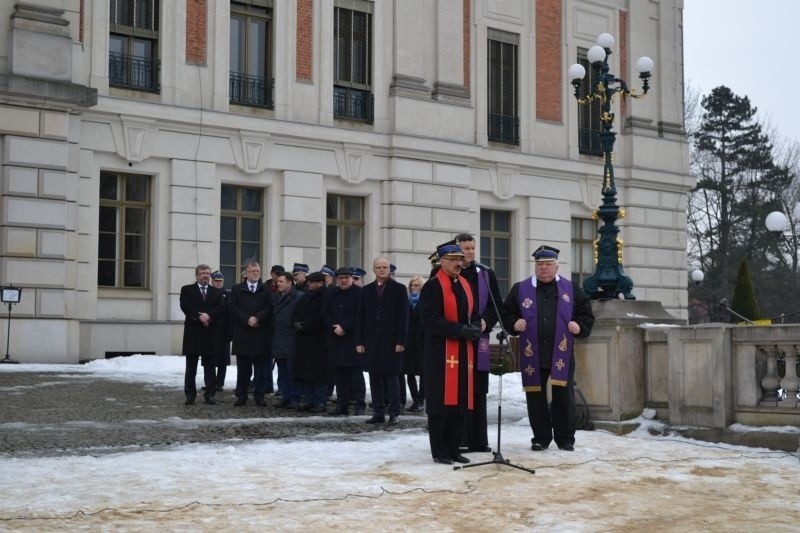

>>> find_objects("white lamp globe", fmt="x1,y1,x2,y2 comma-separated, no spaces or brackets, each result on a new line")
596,33,615,49
691,270,705,283
567,63,586,81
587,45,606,64
765,211,790,232
635,56,654,74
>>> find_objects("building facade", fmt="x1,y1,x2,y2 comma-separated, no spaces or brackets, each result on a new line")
0,0,691,363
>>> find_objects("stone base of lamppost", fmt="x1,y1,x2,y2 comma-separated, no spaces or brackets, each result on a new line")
574,300,684,423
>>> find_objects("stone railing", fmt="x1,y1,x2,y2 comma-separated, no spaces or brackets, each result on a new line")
568,301,800,429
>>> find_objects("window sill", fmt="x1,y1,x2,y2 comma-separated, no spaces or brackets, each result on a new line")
97,288,153,300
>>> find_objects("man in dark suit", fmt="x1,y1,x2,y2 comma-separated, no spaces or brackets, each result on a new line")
179,264,225,405
356,257,408,425
455,233,503,453
229,260,275,406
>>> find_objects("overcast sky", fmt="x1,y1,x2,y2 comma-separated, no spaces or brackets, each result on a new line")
683,0,798,145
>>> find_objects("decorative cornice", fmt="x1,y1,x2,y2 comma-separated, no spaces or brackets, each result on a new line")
0,74,97,109
489,164,516,200
236,131,272,174
335,143,372,184
389,74,431,99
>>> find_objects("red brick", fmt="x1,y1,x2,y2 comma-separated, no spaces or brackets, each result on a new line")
186,0,207,65
536,0,562,123
296,0,314,81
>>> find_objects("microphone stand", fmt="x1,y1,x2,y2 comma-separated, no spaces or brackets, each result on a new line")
455,265,535,475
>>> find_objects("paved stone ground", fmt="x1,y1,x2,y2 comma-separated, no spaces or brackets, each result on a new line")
0,371,427,458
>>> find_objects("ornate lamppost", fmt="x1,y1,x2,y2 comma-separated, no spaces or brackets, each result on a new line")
568,33,653,300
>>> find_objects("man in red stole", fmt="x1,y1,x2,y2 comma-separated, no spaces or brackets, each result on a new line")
501,245,595,451
419,242,482,465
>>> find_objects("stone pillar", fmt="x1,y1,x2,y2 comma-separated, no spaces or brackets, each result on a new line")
167,160,217,321
0,3,96,362
389,0,431,99
576,300,683,421
280,171,324,268
432,0,468,103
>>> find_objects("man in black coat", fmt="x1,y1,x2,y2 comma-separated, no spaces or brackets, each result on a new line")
356,257,408,425
229,260,275,406
455,233,503,453
292,271,329,413
420,243,482,465
179,264,225,405
501,245,595,452
324,267,365,416
272,271,303,408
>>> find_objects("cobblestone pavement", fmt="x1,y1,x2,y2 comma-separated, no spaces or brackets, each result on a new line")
0,371,427,458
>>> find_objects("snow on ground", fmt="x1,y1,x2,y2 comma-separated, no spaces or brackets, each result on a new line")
1,356,799,531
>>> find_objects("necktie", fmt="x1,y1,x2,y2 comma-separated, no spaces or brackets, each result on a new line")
200,285,207,301
250,284,256,293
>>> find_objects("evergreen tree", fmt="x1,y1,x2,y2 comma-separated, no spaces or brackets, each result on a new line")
730,260,761,322
688,86,778,313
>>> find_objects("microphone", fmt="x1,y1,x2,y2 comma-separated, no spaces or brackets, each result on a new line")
473,261,492,271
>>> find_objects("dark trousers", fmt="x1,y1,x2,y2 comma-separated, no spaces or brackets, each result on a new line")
427,413,465,460
464,392,489,449
214,366,227,391
235,355,267,401
184,355,216,399
331,367,366,411
298,381,327,408
258,356,275,394
525,366,576,448
369,372,400,418
407,374,424,403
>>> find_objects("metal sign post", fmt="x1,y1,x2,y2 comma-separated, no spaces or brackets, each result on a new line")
1,285,22,364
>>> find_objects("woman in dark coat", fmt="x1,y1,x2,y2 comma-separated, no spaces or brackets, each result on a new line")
403,275,425,412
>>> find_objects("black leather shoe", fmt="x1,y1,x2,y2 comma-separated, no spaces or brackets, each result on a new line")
366,416,385,424
184,396,196,406
558,443,575,451
204,394,216,405
451,454,470,464
530,442,547,451
234,398,246,406
468,445,492,453
387,416,399,425
254,398,266,406
433,457,453,465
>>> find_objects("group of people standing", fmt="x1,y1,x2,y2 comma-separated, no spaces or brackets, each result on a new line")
179,234,595,466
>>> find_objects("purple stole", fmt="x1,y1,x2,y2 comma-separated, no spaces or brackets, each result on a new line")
476,267,491,371
518,275,574,391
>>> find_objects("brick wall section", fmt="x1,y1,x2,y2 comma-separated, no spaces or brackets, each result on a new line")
535,0,562,122
463,0,470,92
296,0,314,81
186,0,207,65
619,10,628,119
